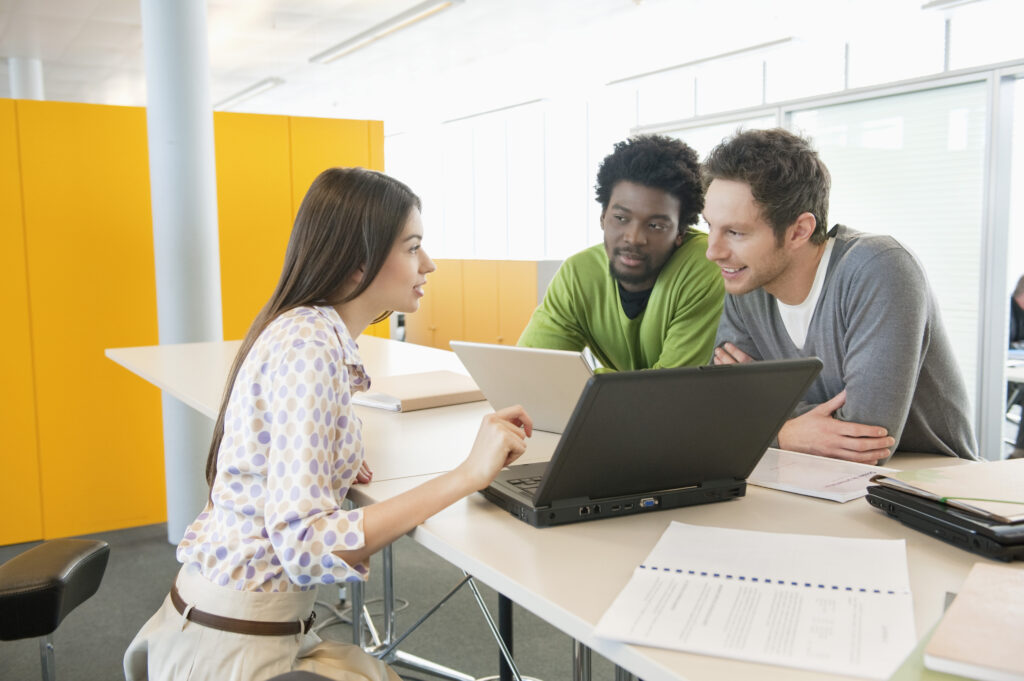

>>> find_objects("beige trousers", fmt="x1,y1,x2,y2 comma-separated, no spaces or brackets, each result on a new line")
124,565,399,681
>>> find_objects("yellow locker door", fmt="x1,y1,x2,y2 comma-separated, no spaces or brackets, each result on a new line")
17,100,164,538
287,116,389,339
462,260,500,344
288,117,376,218
214,112,293,340
497,260,538,345
430,260,465,350
0,99,43,544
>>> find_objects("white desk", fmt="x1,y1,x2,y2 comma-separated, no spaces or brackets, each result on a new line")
351,458,981,681
105,337,562,483
1007,361,1024,385
107,338,986,681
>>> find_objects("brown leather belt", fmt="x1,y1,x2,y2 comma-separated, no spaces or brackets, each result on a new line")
170,584,316,636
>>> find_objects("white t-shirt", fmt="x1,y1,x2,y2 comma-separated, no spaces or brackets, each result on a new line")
777,238,835,350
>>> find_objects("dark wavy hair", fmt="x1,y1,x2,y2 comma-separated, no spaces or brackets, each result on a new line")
594,134,703,234
205,167,421,487
703,128,830,245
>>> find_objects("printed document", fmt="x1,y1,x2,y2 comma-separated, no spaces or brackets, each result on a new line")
749,448,896,502
595,522,916,680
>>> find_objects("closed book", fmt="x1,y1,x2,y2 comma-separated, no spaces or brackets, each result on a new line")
923,562,1024,681
871,459,1024,524
352,370,485,412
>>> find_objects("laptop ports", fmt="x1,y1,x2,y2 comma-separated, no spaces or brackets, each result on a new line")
578,506,591,516
640,497,659,509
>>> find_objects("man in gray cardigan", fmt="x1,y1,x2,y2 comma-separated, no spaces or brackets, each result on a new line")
701,128,977,464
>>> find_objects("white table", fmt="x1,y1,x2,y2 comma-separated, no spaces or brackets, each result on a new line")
107,338,986,681
351,458,982,681
1007,361,1024,385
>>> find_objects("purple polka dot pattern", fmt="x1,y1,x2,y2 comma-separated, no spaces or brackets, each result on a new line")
177,306,372,593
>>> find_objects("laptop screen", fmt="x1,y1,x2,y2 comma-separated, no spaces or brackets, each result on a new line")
533,358,822,506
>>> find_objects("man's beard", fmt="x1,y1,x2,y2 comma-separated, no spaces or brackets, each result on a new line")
608,246,668,288
609,257,656,287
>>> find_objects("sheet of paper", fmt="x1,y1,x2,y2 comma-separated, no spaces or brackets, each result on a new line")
748,448,895,502
352,392,401,411
595,522,916,680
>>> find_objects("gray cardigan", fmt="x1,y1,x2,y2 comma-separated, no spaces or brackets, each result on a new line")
714,225,977,460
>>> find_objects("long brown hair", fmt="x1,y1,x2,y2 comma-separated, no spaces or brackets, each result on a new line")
205,167,421,486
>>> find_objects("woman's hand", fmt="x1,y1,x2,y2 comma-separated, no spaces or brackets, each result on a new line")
456,405,532,491
355,460,373,484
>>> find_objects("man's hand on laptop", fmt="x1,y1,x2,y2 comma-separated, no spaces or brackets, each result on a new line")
777,390,894,465
712,342,753,365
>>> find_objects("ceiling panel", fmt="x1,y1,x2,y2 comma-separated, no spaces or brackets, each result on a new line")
0,0,1016,130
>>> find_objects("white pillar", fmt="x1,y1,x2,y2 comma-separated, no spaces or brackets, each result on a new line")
140,0,224,542
9,57,44,100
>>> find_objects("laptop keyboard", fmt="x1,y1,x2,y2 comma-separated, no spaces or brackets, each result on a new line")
508,475,543,495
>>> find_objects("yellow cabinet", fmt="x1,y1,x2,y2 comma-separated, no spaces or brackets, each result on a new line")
406,259,465,350
405,259,539,350
3,100,385,543
0,99,43,545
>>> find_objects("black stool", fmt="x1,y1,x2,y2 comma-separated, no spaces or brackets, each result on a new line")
0,538,110,681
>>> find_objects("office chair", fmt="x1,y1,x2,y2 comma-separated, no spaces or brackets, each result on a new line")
0,538,110,681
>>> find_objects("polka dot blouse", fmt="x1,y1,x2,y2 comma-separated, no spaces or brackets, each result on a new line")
177,305,372,592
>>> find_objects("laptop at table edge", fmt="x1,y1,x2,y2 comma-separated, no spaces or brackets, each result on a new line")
483,357,823,527
866,484,1024,562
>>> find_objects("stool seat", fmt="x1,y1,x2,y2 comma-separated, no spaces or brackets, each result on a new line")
0,538,109,641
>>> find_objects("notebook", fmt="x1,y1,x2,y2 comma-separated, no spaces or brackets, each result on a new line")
595,521,916,680
865,484,1024,562
482,358,822,527
923,562,1024,681
449,341,594,433
352,370,485,412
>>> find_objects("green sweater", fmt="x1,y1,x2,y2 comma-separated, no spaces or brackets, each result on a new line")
518,232,724,370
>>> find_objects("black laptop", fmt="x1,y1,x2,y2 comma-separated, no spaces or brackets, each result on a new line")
866,484,1024,562
482,358,822,527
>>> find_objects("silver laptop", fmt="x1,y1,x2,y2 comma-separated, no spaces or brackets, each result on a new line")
449,341,593,433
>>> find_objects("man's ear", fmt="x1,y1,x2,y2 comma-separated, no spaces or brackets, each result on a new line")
786,212,817,249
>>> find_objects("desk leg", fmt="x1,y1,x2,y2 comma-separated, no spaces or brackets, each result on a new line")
572,640,591,681
349,576,365,646
382,544,396,643
499,593,513,681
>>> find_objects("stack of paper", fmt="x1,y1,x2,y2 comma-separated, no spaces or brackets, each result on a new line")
595,521,916,680
871,459,1024,523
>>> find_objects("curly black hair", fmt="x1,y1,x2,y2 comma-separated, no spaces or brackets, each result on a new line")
594,134,703,232
703,128,830,245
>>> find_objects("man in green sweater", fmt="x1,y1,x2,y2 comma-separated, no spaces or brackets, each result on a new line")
517,135,724,371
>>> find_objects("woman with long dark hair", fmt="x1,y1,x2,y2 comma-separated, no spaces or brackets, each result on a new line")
125,167,532,681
